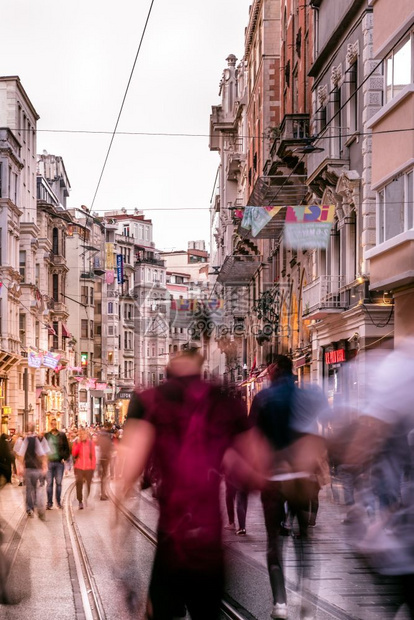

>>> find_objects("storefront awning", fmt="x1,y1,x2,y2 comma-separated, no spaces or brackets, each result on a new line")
216,255,262,286
62,324,71,338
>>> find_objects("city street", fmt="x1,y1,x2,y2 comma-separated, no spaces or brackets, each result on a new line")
0,474,411,620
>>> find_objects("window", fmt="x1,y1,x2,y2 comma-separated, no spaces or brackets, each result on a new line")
53,321,59,350
108,301,113,314
90,320,94,339
348,61,358,133
19,313,26,347
90,286,94,305
52,228,59,255
96,325,101,336
108,325,114,336
52,274,59,301
81,319,88,339
124,331,132,350
377,170,414,243
19,250,26,282
81,286,88,305
123,224,130,237
386,35,412,103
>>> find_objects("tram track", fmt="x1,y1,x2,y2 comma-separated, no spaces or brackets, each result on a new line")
64,480,352,620
63,477,254,619
107,485,257,620
62,481,106,620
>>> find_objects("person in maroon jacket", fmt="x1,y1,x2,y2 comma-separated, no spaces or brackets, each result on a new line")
72,427,96,509
119,349,260,620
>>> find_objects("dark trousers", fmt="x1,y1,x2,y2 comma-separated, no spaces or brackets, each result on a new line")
261,479,312,606
99,459,109,498
225,480,248,529
24,469,42,512
148,550,224,620
47,461,64,507
74,468,94,503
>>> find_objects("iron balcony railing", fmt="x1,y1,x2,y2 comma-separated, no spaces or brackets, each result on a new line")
302,275,348,317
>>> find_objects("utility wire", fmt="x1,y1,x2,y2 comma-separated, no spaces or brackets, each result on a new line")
10,125,414,140
90,0,156,210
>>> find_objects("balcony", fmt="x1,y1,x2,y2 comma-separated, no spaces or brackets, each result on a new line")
51,302,68,316
302,276,348,319
135,256,165,267
276,114,310,161
216,255,262,286
226,138,245,181
49,252,67,268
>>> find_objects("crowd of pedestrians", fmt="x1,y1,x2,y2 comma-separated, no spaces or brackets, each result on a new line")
0,421,122,517
1,343,414,619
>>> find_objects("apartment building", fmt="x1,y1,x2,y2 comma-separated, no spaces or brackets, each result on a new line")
103,210,168,418
366,0,414,344
0,76,39,434
36,153,73,430
66,208,107,427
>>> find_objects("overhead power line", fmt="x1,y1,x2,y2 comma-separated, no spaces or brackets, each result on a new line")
10,125,414,140
90,0,156,210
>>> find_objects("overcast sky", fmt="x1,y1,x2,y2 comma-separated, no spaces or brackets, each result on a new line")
0,0,252,251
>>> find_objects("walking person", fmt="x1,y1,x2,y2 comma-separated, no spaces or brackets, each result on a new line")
44,417,70,509
249,355,327,620
96,422,113,500
0,434,12,484
118,349,258,620
17,424,49,518
224,476,248,536
72,427,96,509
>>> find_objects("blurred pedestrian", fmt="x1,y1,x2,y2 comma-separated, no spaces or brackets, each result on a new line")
45,417,70,509
344,341,414,618
13,434,24,486
17,424,49,518
0,434,12,484
224,476,248,536
72,427,96,509
96,422,114,500
249,355,327,620
119,349,256,620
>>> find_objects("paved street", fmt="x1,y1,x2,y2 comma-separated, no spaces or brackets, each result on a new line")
0,474,411,620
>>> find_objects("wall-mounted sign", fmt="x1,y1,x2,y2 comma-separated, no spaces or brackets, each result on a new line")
116,254,124,285
325,349,346,365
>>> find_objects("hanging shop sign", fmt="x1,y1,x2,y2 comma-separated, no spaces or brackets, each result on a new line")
325,349,346,365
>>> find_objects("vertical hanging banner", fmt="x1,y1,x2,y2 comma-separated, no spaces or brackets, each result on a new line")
116,254,124,284
284,204,335,249
105,243,115,269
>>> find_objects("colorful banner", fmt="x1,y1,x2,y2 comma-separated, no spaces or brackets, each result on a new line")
285,204,335,223
284,222,333,249
105,243,115,269
95,382,107,391
106,270,115,285
42,351,61,369
241,206,283,237
116,254,124,285
28,348,42,368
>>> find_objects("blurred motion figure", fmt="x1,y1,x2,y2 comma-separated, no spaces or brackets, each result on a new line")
120,349,256,620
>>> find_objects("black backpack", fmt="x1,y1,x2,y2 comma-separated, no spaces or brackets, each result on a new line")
24,436,41,470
